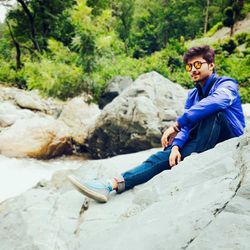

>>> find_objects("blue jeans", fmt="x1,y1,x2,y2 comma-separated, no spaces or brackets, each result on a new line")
121,112,236,191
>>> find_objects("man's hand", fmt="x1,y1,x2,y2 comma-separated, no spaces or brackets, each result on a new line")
169,146,181,167
161,126,178,148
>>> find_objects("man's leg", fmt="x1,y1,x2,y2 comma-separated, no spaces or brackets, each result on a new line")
121,112,236,192
68,148,173,202
68,142,196,202
121,147,172,191
68,112,233,202
194,111,236,153
120,138,198,192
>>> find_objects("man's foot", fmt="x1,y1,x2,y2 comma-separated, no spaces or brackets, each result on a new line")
68,175,112,203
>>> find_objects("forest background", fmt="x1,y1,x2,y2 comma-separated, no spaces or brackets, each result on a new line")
0,0,249,102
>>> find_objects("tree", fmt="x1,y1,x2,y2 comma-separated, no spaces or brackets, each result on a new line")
6,20,21,69
16,0,41,52
204,0,210,34
112,0,134,54
86,0,111,15
223,0,244,36
3,0,75,53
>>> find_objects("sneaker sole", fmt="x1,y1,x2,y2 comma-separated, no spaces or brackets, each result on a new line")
68,175,108,203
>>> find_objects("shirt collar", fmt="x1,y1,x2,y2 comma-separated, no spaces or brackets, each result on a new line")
195,73,216,94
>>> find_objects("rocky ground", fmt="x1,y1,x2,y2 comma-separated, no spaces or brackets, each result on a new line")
0,130,250,250
0,72,249,250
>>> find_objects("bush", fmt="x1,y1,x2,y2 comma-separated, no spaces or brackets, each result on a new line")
240,87,250,104
235,32,249,45
24,59,84,100
205,22,223,37
0,60,16,84
220,38,238,54
216,52,250,103
246,34,250,48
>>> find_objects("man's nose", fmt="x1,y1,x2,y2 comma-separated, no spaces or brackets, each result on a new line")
191,65,197,72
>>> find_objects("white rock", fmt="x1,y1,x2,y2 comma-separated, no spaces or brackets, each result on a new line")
0,117,72,159
58,97,101,144
14,91,47,111
0,102,36,127
0,136,250,250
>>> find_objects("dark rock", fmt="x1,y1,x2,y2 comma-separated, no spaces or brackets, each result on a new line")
86,71,186,158
98,76,133,109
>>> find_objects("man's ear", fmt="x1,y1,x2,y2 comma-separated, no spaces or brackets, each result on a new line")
209,62,215,72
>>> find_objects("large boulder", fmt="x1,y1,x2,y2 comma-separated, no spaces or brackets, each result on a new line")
0,85,63,117
0,85,102,158
0,117,72,159
0,133,250,250
98,76,133,109
58,97,101,144
0,102,36,127
86,71,187,158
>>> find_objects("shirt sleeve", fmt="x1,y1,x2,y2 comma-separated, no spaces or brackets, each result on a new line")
172,126,190,149
177,80,238,129
172,90,193,148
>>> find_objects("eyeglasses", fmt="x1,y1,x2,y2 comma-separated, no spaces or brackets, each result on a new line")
185,61,208,72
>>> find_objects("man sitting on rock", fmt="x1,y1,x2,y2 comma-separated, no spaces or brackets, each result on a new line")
68,45,245,203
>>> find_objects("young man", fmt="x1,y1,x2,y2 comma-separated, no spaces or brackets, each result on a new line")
68,45,245,203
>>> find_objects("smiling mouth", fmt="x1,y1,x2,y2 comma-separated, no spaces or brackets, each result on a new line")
192,73,200,77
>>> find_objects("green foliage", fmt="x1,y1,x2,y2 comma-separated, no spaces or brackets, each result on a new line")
46,39,76,64
7,0,76,50
242,2,250,17
235,32,250,46
89,40,190,92
112,0,134,46
130,13,160,58
222,0,244,36
223,7,234,27
215,51,250,103
24,59,84,100
0,23,12,61
0,59,17,83
221,38,238,54
205,22,223,37
23,40,84,100
86,0,111,16
215,38,238,54
240,86,250,104
0,0,249,103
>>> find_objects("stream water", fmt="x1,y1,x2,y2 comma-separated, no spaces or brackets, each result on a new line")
0,155,87,203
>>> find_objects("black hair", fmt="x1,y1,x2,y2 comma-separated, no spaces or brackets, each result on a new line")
183,45,215,64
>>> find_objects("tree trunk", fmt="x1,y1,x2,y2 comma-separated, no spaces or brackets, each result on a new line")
230,25,234,36
38,0,49,49
6,20,22,70
204,0,210,34
17,0,41,52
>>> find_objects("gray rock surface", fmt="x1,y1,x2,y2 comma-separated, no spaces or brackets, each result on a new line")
98,76,133,109
86,71,186,158
0,133,250,250
0,85,63,117
0,102,36,127
58,97,101,144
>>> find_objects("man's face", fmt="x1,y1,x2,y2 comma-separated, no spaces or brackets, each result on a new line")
186,56,215,84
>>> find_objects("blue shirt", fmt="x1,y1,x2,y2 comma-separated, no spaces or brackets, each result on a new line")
173,73,245,149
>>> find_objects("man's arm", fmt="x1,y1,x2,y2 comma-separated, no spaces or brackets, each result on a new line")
177,80,238,129
161,89,193,148
161,89,193,166
161,122,180,148
169,145,181,167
